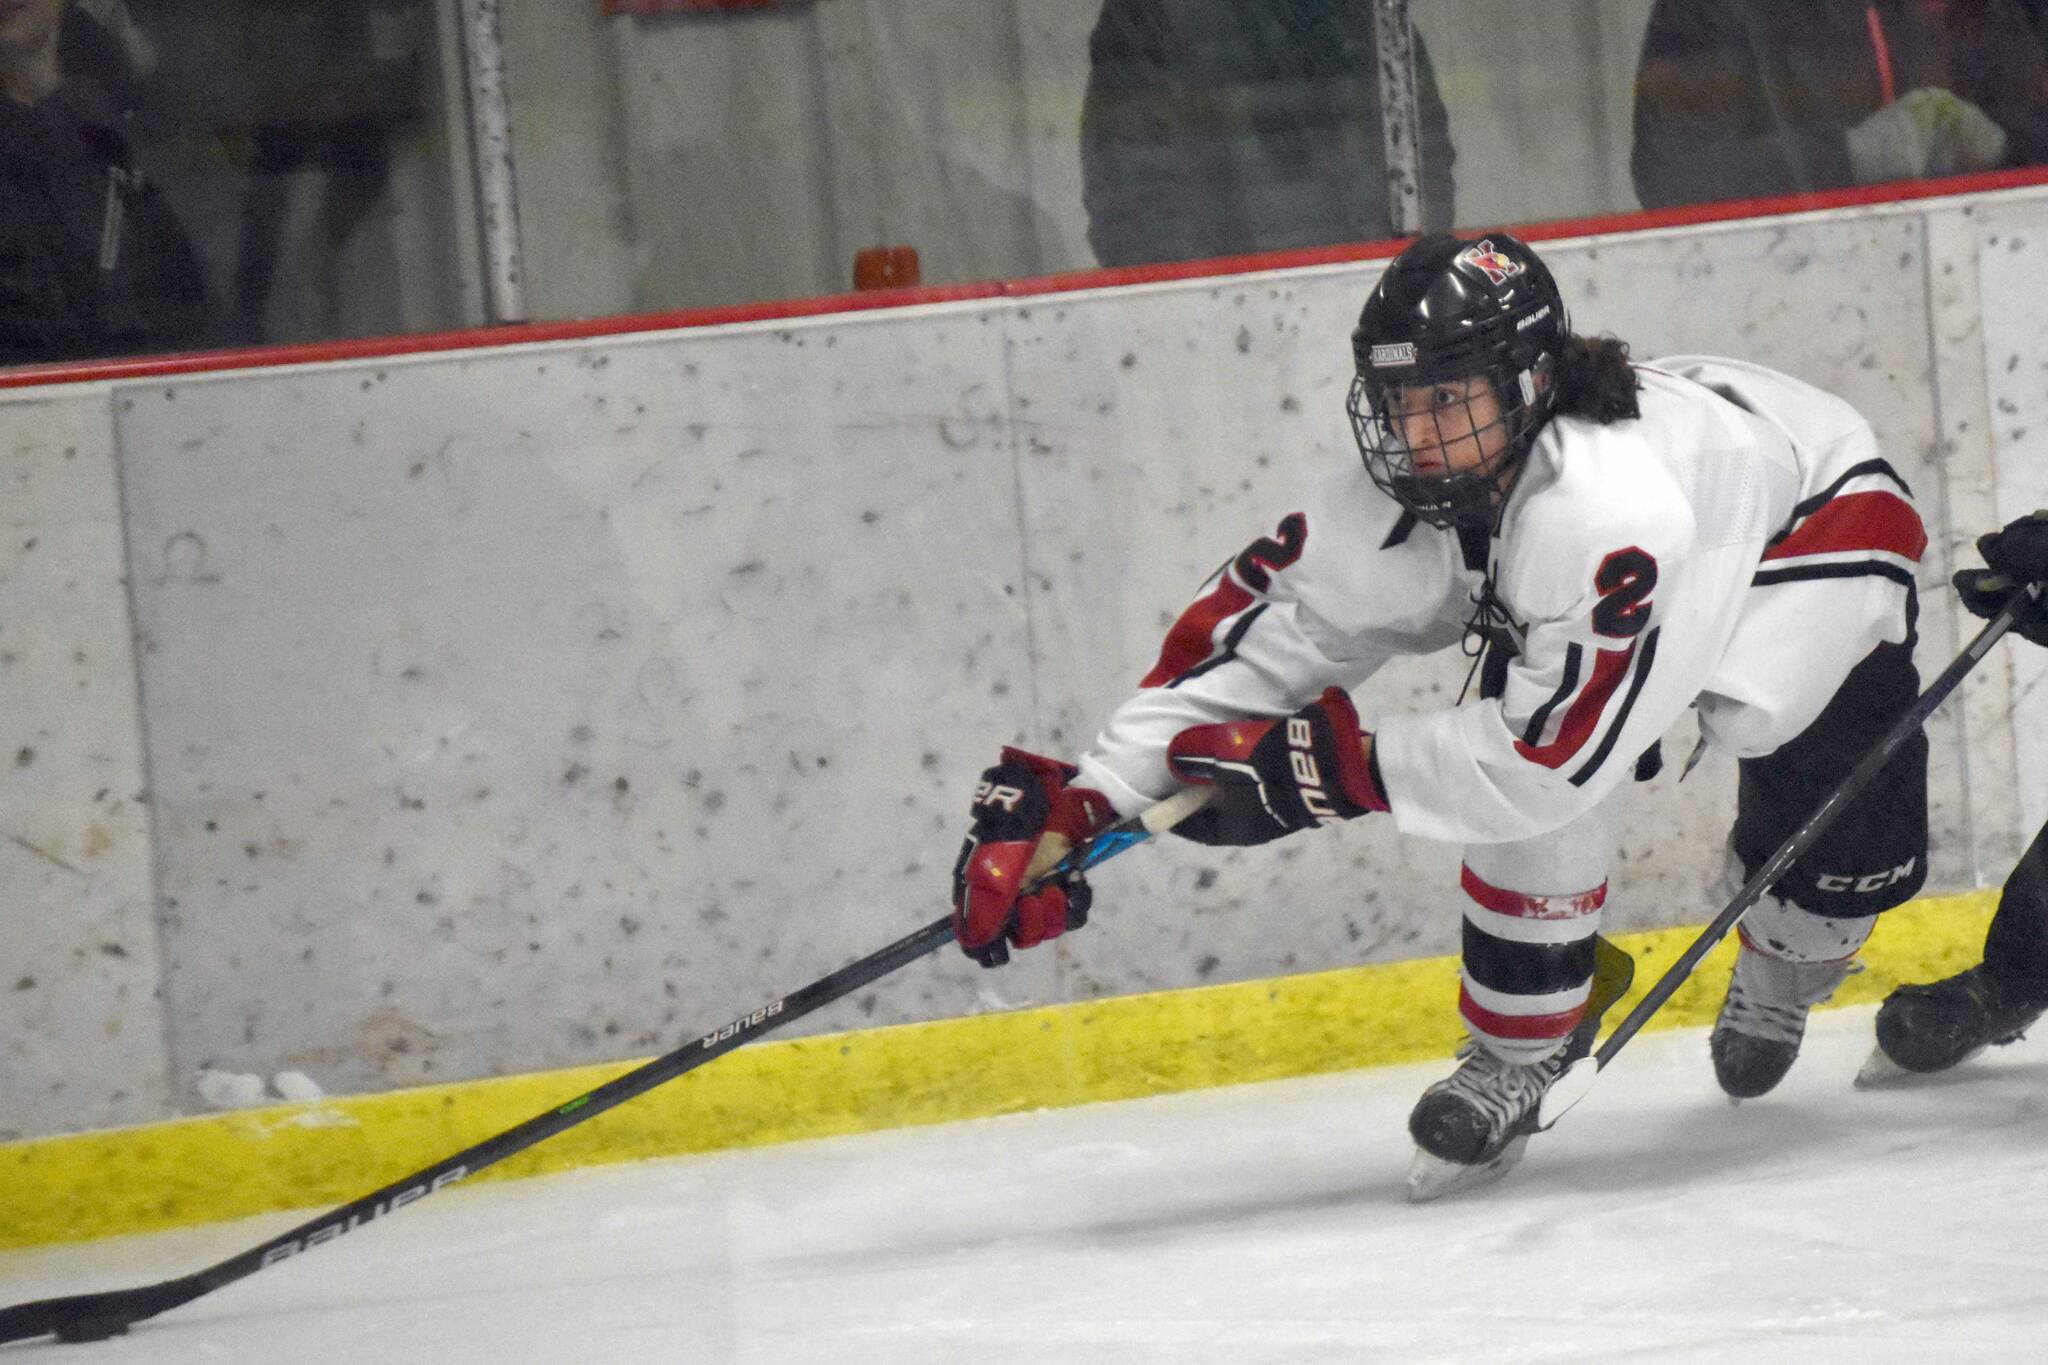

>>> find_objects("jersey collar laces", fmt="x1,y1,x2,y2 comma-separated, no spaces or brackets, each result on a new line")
1456,574,1518,704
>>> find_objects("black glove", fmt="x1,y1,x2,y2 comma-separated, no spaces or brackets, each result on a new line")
1164,688,1387,846
1954,510,2048,647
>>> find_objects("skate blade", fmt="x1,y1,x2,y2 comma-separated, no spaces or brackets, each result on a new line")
1853,1040,1991,1089
1853,1045,1916,1090
1406,1136,1529,1204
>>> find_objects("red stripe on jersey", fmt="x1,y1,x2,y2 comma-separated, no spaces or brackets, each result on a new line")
1763,490,1926,564
1459,865,1607,919
1141,575,1254,687
1511,640,1637,769
1458,987,1587,1042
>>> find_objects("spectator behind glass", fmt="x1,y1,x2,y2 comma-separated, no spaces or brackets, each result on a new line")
221,0,428,343
0,0,208,366
1080,0,1456,268
1631,0,2048,210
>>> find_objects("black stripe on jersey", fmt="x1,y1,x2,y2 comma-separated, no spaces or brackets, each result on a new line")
1568,626,1661,788
1751,561,1917,590
1520,642,1584,746
1767,459,1916,549
1166,603,1268,688
1753,561,1921,644
1461,922,1598,997
1381,510,1419,550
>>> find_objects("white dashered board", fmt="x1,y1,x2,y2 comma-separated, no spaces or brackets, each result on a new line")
3,185,2043,1135
0,388,168,1137
1976,211,2048,841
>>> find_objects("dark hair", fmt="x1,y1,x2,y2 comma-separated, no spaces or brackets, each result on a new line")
1551,334,1639,424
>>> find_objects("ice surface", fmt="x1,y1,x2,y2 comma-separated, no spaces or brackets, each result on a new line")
3,1005,2044,1363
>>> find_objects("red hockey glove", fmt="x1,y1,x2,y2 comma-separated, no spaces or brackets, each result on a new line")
1165,688,1387,847
1956,510,2048,647
950,748,1117,968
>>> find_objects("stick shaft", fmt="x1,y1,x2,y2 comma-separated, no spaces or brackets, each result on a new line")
1592,585,2038,1068
0,914,954,1344
0,788,1208,1345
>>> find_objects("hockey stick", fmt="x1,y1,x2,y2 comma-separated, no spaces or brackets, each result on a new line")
1538,581,2044,1130
0,785,1214,1347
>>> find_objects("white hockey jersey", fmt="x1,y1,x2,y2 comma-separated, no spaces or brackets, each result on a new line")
1076,357,1926,846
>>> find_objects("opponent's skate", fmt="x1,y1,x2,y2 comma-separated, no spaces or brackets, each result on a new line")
1855,965,2048,1087
1407,936,1633,1203
1709,940,1855,1099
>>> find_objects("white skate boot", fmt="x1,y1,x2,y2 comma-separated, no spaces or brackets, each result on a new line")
1406,936,1633,1202
1710,940,1856,1099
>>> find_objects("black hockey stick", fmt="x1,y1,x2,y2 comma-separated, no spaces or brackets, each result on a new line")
0,786,1213,1347
1538,581,2044,1129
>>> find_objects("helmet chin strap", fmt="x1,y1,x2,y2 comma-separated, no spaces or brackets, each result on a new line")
1442,435,1535,533
1389,466,1500,531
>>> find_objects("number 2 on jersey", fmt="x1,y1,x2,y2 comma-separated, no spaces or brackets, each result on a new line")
1591,546,1657,638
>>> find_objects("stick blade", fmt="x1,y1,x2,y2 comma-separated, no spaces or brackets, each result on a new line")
1532,936,1631,1131
0,1300,114,1347
1536,1055,1599,1129
0,1284,182,1346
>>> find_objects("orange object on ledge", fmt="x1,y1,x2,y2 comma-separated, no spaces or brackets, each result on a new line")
854,246,922,291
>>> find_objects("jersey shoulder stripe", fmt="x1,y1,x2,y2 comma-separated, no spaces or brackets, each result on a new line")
1763,488,1924,565
1771,456,1914,536
1755,459,1925,602
1142,569,1253,688
1162,603,1269,689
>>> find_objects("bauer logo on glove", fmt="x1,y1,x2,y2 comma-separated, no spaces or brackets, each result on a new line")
1165,688,1388,847
949,748,1116,968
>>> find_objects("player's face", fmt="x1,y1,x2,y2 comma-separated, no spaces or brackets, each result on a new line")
1385,376,1510,478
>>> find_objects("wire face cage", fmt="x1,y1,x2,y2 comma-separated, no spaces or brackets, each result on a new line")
1345,361,1549,530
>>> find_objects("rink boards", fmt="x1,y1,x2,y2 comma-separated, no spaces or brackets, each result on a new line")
0,888,1997,1249
2,184,2047,1159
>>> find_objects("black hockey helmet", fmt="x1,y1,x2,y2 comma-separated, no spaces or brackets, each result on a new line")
1345,232,1568,529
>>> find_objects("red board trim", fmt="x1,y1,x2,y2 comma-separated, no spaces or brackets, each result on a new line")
600,1,795,15
7,166,2048,391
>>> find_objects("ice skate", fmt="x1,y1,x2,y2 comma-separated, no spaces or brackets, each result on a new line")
1406,1043,1564,1202
1407,936,1633,1202
1855,966,2047,1087
1709,940,1856,1100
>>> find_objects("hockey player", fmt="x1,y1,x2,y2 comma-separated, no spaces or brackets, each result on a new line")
949,231,1929,1198
1865,511,2048,1081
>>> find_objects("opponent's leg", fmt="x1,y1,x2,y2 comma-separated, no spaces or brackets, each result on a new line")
1863,509,2048,1079
1714,640,1927,1098
1866,819,2048,1079
1710,868,1874,1098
